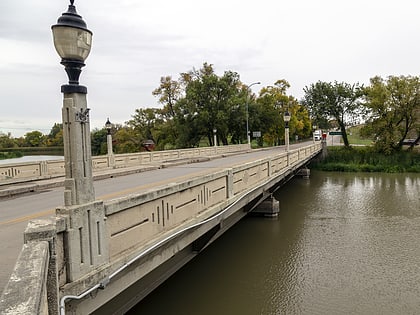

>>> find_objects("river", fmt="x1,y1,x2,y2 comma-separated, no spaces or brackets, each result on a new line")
128,171,420,315
0,155,63,165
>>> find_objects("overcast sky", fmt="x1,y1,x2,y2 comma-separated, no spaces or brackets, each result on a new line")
1,0,419,137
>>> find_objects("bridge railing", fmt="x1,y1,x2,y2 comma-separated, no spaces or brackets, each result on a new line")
0,144,249,183
0,143,321,314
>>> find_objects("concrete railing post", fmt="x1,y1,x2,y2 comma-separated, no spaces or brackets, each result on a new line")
24,219,59,315
226,169,234,198
57,200,109,281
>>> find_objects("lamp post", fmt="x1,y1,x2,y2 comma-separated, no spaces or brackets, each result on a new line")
213,128,217,147
283,109,291,152
52,0,94,206
245,82,261,147
105,118,115,167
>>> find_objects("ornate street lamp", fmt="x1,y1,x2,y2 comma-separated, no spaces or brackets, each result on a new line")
213,128,217,147
245,82,261,147
283,108,291,152
52,0,94,206
105,118,112,135
52,0,92,94
105,118,115,168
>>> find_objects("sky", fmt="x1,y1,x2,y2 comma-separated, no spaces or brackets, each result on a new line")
1,0,420,137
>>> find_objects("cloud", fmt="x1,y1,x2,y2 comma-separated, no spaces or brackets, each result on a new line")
2,0,420,137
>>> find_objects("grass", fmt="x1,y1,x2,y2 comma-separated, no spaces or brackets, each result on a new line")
311,146,420,173
345,125,374,146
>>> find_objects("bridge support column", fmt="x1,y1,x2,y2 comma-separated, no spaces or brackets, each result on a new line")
252,195,279,218
296,167,310,179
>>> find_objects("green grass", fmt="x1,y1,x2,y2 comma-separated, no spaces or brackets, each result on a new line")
311,146,420,173
346,125,374,146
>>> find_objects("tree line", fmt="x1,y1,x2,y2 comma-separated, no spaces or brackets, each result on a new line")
1,63,419,156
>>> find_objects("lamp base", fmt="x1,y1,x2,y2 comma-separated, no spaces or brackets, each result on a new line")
61,84,87,94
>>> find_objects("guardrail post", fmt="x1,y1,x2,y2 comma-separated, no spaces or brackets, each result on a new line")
24,219,59,315
40,161,48,177
226,169,234,198
57,200,109,282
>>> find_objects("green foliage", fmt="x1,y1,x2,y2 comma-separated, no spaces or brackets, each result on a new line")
313,146,420,173
0,151,23,160
91,128,108,155
361,75,420,154
0,132,17,149
255,80,312,146
24,130,45,147
302,81,365,146
47,123,63,146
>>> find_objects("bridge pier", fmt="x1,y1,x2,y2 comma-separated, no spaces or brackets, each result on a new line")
296,167,310,179
251,195,280,218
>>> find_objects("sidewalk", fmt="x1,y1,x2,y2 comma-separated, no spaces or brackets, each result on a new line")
0,156,216,199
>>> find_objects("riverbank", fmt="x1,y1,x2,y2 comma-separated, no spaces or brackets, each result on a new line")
0,151,23,160
312,146,420,172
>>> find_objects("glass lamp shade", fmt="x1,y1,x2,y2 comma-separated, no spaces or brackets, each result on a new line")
52,26,92,61
105,118,112,130
283,112,291,122
52,2,92,62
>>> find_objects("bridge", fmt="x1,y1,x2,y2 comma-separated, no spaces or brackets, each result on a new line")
0,142,322,314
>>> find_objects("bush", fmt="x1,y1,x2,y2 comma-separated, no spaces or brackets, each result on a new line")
311,146,420,173
0,151,23,160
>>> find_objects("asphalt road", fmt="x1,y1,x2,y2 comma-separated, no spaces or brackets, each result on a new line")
0,143,311,291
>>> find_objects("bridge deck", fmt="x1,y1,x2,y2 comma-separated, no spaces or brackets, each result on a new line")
0,142,322,315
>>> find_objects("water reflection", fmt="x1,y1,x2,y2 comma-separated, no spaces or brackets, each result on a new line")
129,171,420,315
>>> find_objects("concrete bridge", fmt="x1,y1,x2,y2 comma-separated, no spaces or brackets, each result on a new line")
0,142,322,314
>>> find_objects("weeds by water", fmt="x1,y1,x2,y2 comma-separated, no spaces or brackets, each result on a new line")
0,151,23,160
311,146,420,173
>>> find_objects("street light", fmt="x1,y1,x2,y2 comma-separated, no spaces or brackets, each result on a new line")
283,108,291,152
213,128,217,147
52,0,94,206
105,118,112,135
52,0,92,94
105,118,115,168
245,82,261,147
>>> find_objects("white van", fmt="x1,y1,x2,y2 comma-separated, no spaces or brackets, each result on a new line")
313,130,322,141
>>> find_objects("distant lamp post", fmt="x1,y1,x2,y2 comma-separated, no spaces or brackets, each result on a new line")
213,128,217,147
245,82,261,147
52,0,94,206
283,109,291,152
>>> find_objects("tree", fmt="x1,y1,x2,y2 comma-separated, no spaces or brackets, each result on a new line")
91,128,108,155
255,80,289,145
24,131,45,147
152,76,182,117
47,123,63,146
127,108,167,150
178,63,243,146
0,132,17,149
255,80,311,146
303,81,364,146
361,75,420,153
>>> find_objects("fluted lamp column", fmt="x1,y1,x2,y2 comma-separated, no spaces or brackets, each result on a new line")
52,0,94,206
283,110,291,152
